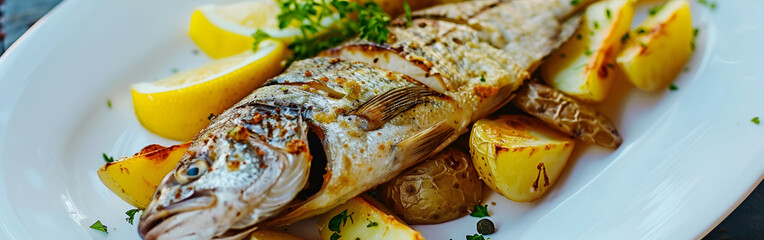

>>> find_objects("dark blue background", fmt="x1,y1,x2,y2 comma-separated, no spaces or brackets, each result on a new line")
1,0,761,239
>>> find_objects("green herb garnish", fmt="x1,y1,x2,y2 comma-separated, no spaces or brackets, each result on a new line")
273,0,391,62
636,28,647,34
593,21,599,29
480,75,486,82
752,117,760,125
570,0,581,5
107,99,112,108
404,2,412,27
367,220,378,227
560,53,566,58
606,9,612,19
470,204,490,217
584,48,593,56
467,233,486,240
669,84,678,91
698,0,717,10
171,68,179,74
102,153,114,163
621,33,630,44
576,34,582,40
330,232,341,240
694,28,700,37
207,113,216,120
328,209,354,233
252,29,272,50
125,208,141,225
90,220,108,234
649,4,665,16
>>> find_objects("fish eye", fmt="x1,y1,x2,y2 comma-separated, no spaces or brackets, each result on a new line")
175,160,208,184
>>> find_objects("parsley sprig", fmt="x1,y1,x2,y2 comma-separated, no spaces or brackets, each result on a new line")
328,209,354,240
470,204,490,218
126,208,141,225
260,0,391,62
90,220,108,234
467,233,488,240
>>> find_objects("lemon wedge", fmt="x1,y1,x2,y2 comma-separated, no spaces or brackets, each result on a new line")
190,0,300,58
132,40,286,141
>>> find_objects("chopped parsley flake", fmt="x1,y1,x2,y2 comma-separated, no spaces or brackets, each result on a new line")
584,48,593,56
636,28,647,34
107,99,112,108
467,234,486,240
639,42,648,48
669,84,678,91
480,75,486,82
102,153,114,163
570,0,581,5
328,209,354,233
252,29,271,50
621,33,630,44
649,4,665,16
367,220,379,227
171,68,179,74
207,113,216,120
752,117,760,125
576,34,582,40
330,232,341,240
560,53,566,58
606,9,612,19
90,220,108,234
593,21,599,29
470,204,490,218
698,0,717,10
125,208,140,225
694,28,700,37
691,41,696,51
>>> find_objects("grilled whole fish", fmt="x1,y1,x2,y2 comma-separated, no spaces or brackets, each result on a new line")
138,0,596,239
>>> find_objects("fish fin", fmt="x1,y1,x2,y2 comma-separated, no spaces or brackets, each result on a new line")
512,81,623,149
349,86,440,131
395,121,456,166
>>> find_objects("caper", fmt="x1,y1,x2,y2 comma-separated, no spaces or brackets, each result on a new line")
477,218,495,235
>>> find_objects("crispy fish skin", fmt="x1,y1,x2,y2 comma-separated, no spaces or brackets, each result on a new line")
512,80,623,149
140,0,594,239
139,58,463,239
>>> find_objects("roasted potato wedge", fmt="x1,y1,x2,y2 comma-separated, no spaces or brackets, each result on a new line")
250,228,304,240
617,0,693,91
541,0,635,102
380,147,483,224
470,116,575,202
97,142,190,208
318,195,424,240
512,80,622,149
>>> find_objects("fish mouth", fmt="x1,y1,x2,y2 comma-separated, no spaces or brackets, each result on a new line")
138,192,217,240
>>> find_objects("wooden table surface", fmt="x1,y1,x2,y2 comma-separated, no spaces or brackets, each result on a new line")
0,0,761,239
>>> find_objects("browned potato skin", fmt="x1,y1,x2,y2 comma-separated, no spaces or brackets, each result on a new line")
511,80,623,149
379,147,483,224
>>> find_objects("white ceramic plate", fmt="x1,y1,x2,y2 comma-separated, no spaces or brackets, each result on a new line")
1,0,762,239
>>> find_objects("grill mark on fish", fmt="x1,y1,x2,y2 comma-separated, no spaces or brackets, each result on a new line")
139,0,603,238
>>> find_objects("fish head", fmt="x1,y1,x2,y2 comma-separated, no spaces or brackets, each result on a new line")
139,106,312,240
